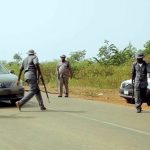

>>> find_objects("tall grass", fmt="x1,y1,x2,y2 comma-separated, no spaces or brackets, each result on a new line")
4,60,133,89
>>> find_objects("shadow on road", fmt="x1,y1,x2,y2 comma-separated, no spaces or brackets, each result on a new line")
0,101,14,108
0,101,37,108
0,115,35,119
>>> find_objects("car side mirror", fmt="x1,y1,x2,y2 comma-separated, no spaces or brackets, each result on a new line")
9,70,15,74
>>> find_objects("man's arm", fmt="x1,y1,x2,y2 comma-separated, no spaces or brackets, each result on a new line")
35,63,43,81
32,56,43,81
17,66,24,86
132,63,136,84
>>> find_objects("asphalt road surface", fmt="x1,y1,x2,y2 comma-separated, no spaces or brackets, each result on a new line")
0,93,150,150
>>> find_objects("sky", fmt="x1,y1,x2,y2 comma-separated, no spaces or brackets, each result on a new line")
0,0,150,62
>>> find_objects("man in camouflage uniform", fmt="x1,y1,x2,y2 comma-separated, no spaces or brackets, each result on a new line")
57,55,72,97
132,53,148,113
16,49,46,111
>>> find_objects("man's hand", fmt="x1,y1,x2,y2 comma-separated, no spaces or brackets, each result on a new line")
132,80,134,85
16,80,20,86
40,75,44,82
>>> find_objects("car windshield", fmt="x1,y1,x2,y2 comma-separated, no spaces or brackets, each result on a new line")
0,64,9,74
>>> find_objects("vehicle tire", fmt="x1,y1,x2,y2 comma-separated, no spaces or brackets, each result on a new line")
10,99,20,106
147,100,150,106
126,98,135,104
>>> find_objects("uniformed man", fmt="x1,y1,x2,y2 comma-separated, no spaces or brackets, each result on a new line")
15,49,46,111
132,53,148,113
56,55,72,97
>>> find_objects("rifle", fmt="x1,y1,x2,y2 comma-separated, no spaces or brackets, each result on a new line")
40,77,50,103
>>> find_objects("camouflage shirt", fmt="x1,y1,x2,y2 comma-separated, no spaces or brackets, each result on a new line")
21,55,39,80
57,61,72,78
132,61,148,88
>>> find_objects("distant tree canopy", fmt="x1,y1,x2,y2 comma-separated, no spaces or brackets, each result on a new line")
68,50,86,62
143,40,150,54
13,52,22,64
94,40,136,66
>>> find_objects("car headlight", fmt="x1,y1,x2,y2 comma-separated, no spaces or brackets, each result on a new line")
120,82,126,88
11,80,23,87
121,82,133,89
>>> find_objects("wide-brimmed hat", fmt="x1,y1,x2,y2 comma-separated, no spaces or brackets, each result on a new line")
136,53,144,59
27,49,36,55
60,54,66,58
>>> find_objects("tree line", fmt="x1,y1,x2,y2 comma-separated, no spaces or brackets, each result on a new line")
1,39,150,89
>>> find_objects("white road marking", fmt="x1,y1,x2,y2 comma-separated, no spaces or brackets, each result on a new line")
67,113,150,136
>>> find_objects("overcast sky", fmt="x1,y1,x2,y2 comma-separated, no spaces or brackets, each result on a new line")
0,0,150,62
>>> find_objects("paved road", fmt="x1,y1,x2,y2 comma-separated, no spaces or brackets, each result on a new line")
0,94,150,150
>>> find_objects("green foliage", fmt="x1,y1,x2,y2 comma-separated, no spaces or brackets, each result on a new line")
13,52,22,64
143,40,150,54
40,61,58,83
68,50,86,63
4,39,150,89
95,40,118,64
5,62,20,75
94,41,135,66
70,60,132,88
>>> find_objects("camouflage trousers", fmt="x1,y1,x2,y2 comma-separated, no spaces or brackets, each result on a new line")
134,87,147,109
19,79,45,108
58,76,69,96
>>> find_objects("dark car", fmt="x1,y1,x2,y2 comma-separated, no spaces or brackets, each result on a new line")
0,64,24,105
119,78,150,105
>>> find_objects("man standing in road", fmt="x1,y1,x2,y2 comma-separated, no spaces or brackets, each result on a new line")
132,53,148,113
57,55,72,97
16,49,46,111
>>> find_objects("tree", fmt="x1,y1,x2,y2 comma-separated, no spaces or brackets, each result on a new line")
13,52,22,64
94,40,118,65
94,41,136,65
110,42,136,65
143,40,150,54
69,50,86,62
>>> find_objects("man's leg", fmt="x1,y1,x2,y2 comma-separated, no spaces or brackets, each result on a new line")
58,77,63,97
35,89,46,110
140,88,147,107
16,79,35,111
64,77,69,97
134,87,142,113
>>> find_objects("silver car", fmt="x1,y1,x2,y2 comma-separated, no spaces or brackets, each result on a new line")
0,64,24,105
119,78,150,105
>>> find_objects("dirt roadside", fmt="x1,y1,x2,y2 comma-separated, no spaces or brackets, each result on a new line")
69,88,150,111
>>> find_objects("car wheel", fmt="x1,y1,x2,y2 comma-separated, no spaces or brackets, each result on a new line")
147,100,150,106
10,99,20,106
126,98,135,104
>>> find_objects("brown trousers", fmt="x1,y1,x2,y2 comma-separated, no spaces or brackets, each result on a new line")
58,76,69,96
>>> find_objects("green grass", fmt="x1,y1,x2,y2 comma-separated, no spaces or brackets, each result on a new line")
4,60,132,89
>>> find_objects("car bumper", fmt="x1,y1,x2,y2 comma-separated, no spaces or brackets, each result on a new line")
0,87,24,101
119,94,133,99
119,88,134,99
